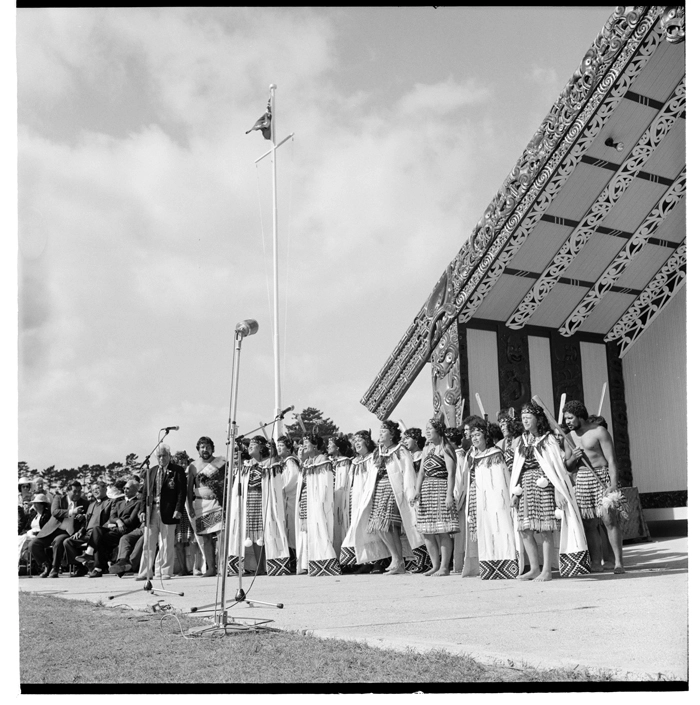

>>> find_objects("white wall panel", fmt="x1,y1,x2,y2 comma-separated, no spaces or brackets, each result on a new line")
466,328,500,420
623,287,686,493
528,335,554,418
580,341,613,442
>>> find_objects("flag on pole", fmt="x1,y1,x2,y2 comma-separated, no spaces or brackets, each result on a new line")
246,100,271,139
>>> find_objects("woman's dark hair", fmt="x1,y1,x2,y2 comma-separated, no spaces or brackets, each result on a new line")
427,417,447,438
303,433,326,452
403,427,426,450
587,414,608,429
497,409,523,437
276,435,295,451
444,426,463,447
250,435,270,458
329,434,354,457
380,420,402,445
469,418,496,448
520,402,551,437
353,430,376,453
488,421,504,443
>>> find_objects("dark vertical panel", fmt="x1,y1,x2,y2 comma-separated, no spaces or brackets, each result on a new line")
550,333,584,404
458,321,470,417
606,339,633,487
497,324,531,410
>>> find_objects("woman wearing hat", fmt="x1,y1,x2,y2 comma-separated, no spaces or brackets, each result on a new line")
18,494,52,571
18,477,34,508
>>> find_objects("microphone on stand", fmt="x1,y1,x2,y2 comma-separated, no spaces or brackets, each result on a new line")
235,319,259,338
161,426,179,432
275,405,295,420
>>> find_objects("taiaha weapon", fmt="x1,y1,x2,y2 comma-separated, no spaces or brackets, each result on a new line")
597,382,607,416
531,394,596,472
258,424,270,442
558,393,567,425
474,393,488,424
398,419,407,432
460,398,467,425
293,412,307,433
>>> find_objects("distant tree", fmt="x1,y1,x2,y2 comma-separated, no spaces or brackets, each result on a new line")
125,453,139,469
18,461,32,479
284,407,339,443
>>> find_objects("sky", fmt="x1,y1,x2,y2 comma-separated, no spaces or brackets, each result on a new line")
13,6,619,471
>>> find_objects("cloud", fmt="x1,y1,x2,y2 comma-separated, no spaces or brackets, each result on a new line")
527,64,559,89
16,8,510,468
396,77,491,116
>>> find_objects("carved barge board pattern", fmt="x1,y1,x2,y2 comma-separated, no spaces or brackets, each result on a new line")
361,7,664,419
507,74,686,331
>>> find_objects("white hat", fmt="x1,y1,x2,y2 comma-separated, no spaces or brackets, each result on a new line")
31,493,50,504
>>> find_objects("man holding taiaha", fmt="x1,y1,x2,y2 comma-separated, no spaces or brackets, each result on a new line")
186,436,225,578
563,400,627,574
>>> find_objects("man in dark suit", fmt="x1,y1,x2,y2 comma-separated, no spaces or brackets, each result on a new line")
75,478,143,577
28,480,89,578
63,481,113,577
136,444,186,580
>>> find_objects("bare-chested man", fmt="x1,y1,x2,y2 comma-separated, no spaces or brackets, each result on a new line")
563,400,625,574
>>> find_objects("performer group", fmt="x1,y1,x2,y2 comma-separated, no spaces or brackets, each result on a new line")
19,399,629,583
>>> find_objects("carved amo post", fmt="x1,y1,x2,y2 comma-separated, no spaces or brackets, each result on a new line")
430,321,462,427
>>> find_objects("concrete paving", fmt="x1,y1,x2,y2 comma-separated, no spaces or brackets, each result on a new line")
19,536,688,681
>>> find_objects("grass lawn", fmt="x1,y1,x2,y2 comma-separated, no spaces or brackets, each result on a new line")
19,592,617,687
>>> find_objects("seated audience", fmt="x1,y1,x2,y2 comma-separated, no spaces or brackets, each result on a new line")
63,481,113,577
28,481,89,578
75,479,142,578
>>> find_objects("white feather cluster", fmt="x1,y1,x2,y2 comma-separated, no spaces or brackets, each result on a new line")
602,490,623,510
554,507,564,520
535,476,549,489
244,538,253,548
513,486,523,496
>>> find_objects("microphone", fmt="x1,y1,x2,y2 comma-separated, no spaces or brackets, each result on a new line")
275,405,295,420
235,319,259,338
161,426,179,432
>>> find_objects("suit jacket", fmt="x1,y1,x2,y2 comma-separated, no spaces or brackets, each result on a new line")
37,494,90,538
84,497,113,532
140,462,186,525
108,496,142,534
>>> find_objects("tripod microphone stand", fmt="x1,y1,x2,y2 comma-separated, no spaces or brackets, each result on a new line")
108,428,184,601
188,319,282,635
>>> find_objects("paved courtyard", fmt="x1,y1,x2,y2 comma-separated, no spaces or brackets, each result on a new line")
18,535,687,681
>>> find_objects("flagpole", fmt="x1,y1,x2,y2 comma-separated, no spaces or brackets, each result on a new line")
270,84,282,438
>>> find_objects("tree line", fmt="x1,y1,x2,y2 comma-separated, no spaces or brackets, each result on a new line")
18,407,340,489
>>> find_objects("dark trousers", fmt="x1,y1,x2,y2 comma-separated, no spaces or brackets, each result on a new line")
29,531,69,570
86,526,126,569
117,528,144,569
63,536,89,569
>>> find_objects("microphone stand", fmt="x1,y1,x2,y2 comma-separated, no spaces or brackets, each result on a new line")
236,410,291,441
108,429,184,601
188,325,277,635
